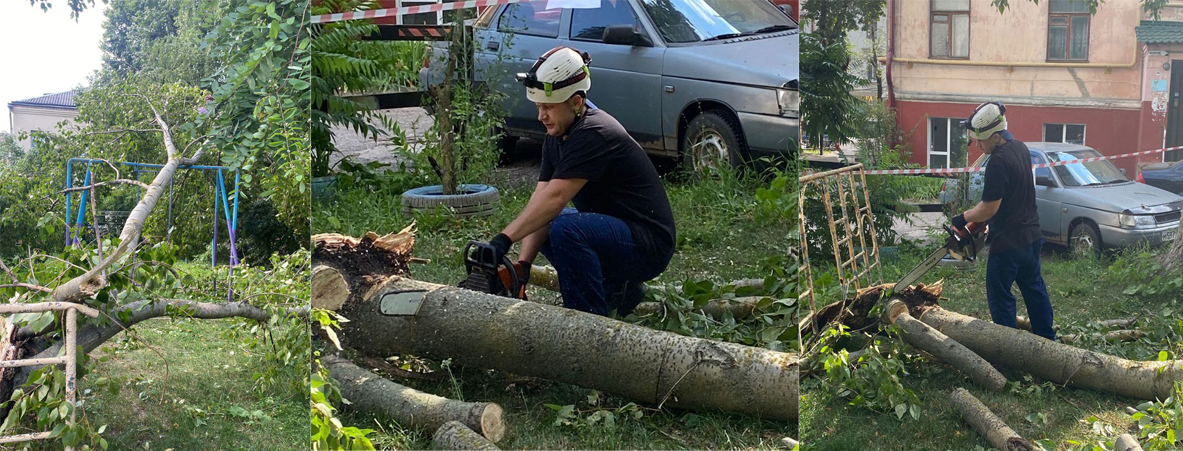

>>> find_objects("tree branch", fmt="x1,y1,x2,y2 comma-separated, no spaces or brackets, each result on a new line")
0,284,51,293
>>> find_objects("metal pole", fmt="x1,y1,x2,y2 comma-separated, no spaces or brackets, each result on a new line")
64,161,72,247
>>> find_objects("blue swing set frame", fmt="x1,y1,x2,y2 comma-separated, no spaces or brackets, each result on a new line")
63,158,242,269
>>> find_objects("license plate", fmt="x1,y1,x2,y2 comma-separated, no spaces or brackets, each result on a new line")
1166,229,1177,243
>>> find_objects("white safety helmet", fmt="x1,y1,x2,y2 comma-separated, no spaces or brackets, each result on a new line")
965,101,1007,140
518,47,592,104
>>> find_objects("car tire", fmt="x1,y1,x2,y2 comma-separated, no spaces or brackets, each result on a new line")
682,111,745,174
1068,222,1102,257
401,184,500,218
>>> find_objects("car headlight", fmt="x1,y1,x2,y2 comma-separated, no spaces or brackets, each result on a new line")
1119,213,1156,229
777,88,798,118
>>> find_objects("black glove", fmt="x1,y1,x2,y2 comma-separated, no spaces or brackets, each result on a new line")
489,233,512,263
951,214,968,230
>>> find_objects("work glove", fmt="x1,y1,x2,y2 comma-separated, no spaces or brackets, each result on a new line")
951,214,968,230
489,233,512,264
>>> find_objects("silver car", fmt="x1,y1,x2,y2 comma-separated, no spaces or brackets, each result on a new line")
940,143,1183,254
421,0,798,170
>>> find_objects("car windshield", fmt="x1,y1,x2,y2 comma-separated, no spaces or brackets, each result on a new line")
638,0,796,44
1046,150,1128,187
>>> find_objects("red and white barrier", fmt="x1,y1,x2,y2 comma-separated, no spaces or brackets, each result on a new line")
861,145,1183,176
312,0,522,24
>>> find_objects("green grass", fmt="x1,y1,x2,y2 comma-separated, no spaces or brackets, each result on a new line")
312,167,795,449
83,318,307,451
801,241,1177,451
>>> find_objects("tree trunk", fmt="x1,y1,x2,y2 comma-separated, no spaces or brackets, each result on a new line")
322,356,505,442
918,307,1183,400
886,300,1006,392
1162,223,1183,272
1115,433,1144,451
950,388,1036,451
1060,330,1143,344
327,276,798,420
433,421,500,451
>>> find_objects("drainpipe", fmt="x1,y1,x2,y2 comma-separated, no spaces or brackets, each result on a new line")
886,0,896,112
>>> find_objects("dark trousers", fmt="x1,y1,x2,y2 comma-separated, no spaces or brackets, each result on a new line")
985,238,1055,340
540,208,667,316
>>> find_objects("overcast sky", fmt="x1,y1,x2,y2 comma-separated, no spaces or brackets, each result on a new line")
1,1,107,134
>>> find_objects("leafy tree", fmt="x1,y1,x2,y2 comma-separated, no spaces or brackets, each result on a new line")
99,0,224,86
310,0,399,178
202,0,310,242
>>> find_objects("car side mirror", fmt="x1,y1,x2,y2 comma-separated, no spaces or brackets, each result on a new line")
1036,174,1058,188
604,25,652,47
779,4,792,17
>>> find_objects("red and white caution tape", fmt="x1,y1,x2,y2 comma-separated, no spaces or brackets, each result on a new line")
861,144,1183,176
312,0,521,24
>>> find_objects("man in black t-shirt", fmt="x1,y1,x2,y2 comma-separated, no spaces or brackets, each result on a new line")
951,101,1055,340
484,47,676,316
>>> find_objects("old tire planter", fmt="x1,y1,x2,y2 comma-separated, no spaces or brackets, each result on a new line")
402,184,499,218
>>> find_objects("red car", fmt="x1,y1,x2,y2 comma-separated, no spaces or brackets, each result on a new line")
770,0,798,22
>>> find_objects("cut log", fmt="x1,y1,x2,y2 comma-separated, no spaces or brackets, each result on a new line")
312,265,350,310
528,265,560,293
1115,433,1144,451
433,421,500,450
1016,316,1031,332
634,297,764,319
780,437,799,450
328,276,798,420
886,300,1006,392
918,307,1183,400
950,388,1035,451
1060,330,1144,344
1100,318,1138,329
322,355,505,442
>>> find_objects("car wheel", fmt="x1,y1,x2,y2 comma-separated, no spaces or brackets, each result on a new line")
682,111,745,174
1068,222,1102,257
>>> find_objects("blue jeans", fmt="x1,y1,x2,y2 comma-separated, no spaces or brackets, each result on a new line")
540,208,667,316
986,238,1055,340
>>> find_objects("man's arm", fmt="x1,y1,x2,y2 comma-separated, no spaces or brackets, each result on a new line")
518,182,551,263
502,177,587,247
963,199,1001,223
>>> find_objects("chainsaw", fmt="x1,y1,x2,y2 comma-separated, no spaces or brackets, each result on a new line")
457,240,528,300
892,221,989,293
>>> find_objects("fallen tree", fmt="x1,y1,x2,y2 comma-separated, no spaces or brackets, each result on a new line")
0,91,311,440
321,355,505,442
885,300,1005,392
314,233,798,421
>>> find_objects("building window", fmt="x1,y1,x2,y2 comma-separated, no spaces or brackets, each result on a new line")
930,0,969,59
1043,123,1085,145
1048,0,1089,61
929,117,968,168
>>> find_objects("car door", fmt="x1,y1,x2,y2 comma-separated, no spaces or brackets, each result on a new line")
1031,151,1065,244
475,0,567,137
566,0,665,150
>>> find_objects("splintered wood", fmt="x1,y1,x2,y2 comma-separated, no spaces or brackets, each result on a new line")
312,225,415,280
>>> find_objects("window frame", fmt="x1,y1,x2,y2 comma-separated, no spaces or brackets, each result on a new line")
929,0,970,60
497,0,562,38
568,1,642,43
928,117,968,169
1042,123,1087,145
1046,4,1090,62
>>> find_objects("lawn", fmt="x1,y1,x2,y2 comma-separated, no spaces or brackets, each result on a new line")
801,238,1182,451
312,160,796,449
